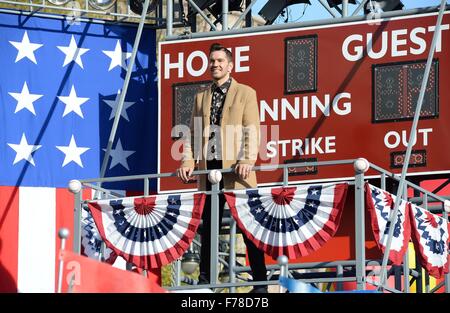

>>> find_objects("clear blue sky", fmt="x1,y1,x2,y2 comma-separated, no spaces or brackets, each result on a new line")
251,0,447,24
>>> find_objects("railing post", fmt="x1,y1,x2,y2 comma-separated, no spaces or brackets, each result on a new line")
99,242,105,261
354,158,368,290
68,180,83,253
210,172,221,285
402,184,410,293
57,228,70,293
443,202,450,293
381,172,386,190
403,249,410,293
425,272,430,293
278,255,288,293
172,259,182,287
336,264,344,291
283,166,288,186
424,193,430,293
229,218,237,293
144,177,149,196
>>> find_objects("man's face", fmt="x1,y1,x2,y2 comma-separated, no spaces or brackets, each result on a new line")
209,50,233,81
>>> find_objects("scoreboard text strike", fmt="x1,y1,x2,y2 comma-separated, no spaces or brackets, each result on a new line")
158,11,450,192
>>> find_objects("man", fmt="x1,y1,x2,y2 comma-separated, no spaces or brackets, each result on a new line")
176,43,268,293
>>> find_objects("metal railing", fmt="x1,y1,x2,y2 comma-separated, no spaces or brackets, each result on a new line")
165,3,450,39
71,158,450,293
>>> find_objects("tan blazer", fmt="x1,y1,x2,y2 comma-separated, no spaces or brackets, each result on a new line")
181,78,260,191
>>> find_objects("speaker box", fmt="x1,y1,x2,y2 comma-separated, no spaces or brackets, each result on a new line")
285,35,317,94
259,0,311,25
172,81,211,139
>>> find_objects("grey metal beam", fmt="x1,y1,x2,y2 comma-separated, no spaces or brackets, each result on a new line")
175,259,182,286
366,278,402,293
187,0,218,31
381,172,386,190
430,281,445,293
334,4,343,16
425,272,430,293
378,0,448,290
167,277,355,291
278,256,289,293
166,0,173,36
229,219,237,293
80,159,356,183
317,0,339,18
410,195,450,204
352,0,368,16
402,183,410,293
0,7,179,29
233,259,382,272
231,0,258,30
57,228,69,293
370,163,449,204
406,204,446,214
97,0,151,196
222,0,228,31
210,181,220,284
0,0,157,21
73,191,82,253
342,0,349,17
166,5,449,40
336,264,344,291
144,178,149,196
403,183,410,293
354,169,366,290
283,167,288,186
444,207,450,293
82,182,124,198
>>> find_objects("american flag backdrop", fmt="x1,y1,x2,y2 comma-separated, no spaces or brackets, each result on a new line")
0,11,157,292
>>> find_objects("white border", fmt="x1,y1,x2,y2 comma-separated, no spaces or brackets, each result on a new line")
157,10,450,193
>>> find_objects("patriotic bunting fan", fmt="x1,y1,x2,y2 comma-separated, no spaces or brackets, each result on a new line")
88,193,206,269
81,206,117,264
224,183,348,259
365,183,411,265
409,203,449,279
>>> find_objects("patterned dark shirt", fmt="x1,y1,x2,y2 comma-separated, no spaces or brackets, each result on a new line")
210,77,231,125
208,77,232,160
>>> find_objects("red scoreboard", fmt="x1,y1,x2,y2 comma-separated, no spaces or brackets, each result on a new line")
158,11,450,192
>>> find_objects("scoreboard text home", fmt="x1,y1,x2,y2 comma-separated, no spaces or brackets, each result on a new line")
158,11,450,192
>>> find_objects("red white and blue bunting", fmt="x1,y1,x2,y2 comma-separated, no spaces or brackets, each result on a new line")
409,203,449,279
366,183,449,278
365,183,411,265
81,206,117,264
224,183,348,259
88,193,206,269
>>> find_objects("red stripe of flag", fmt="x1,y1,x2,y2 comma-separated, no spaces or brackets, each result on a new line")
0,186,19,292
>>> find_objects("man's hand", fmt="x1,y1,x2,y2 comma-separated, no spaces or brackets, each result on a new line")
177,167,194,183
235,164,253,180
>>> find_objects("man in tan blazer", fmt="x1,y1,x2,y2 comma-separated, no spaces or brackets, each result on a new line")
177,43,268,293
